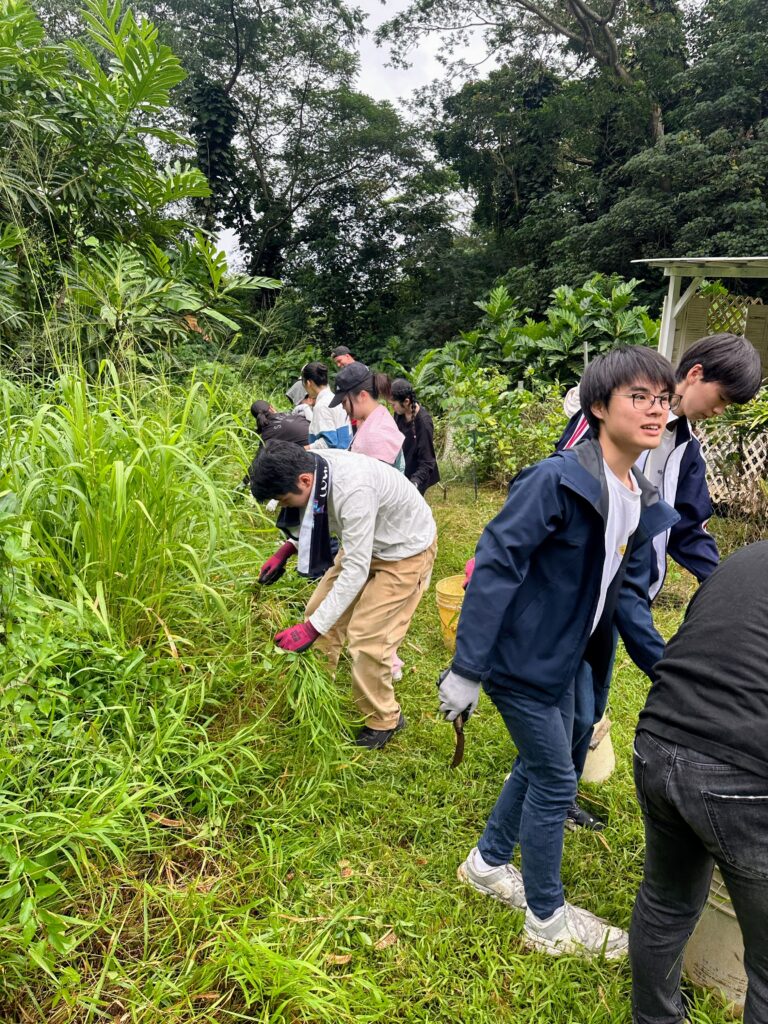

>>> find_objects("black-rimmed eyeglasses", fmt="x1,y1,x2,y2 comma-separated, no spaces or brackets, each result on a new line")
614,391,681,412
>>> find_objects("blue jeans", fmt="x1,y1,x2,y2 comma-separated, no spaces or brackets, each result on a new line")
630,730,768,1024
477,678,578,918
572,636,617,779
572,660,598,778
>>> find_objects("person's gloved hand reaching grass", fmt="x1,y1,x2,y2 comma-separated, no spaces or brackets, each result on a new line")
258,541,297,584
274,621,320,652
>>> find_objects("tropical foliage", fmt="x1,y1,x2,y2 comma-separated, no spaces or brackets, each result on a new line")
0,0,278,371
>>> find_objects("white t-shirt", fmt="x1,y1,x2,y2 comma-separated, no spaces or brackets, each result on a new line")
591,462,642,634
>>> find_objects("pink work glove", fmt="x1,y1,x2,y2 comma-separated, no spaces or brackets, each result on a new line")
258,540,297,584
462,557,475,590
274,620,321,653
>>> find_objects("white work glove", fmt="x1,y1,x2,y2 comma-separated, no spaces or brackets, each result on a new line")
437,669,480,723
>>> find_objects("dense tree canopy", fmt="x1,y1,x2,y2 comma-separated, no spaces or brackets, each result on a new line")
21,0,768,359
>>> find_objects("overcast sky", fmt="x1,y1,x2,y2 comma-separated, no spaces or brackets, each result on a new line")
355,0,488,106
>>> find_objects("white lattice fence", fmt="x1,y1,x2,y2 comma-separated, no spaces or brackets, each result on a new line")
707,294,763,335
695,424,768,510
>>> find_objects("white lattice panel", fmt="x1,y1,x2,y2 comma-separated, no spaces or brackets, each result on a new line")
695,425,768,510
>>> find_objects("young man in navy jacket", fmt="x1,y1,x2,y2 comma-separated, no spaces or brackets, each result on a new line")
438,346,679,959
558,333,762,829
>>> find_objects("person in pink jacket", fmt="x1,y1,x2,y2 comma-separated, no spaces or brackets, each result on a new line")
331,362,408,679
331,362,405,471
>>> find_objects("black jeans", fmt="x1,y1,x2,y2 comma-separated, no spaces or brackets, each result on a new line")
629,730,768,1024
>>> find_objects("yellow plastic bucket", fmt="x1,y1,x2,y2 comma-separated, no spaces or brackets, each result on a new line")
435,574,465,651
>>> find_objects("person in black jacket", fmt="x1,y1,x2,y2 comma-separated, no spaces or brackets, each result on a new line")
241,401,310,491
630,542,768,1024
390,378,440,495
250,400,309,447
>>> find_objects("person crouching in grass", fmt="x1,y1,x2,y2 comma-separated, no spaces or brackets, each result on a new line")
438,345,679,958
251,442,437,750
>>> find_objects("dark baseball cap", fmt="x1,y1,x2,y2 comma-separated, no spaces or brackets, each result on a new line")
330,345,352,358
329,361,371,406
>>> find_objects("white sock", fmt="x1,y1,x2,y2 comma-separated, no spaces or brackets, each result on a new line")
472,849,500,874
529,905,565,927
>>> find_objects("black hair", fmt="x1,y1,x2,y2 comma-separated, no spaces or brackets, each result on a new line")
301,361,328,387
250,399,274,434
391,378,416,404
346,371,391,402
581,345,676,434
676,333,762,403
249,441,316,502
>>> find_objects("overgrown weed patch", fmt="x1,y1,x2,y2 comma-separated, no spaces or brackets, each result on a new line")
0,371,738,1022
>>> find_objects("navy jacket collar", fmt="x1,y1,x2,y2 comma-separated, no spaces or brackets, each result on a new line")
553,438,678,542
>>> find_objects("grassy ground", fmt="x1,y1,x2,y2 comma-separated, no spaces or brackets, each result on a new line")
3,369,756,1022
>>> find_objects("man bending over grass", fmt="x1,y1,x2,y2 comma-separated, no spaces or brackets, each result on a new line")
251,442,437,750
438,346,679,958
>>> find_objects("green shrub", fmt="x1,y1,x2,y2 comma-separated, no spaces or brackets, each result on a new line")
443,368,568,484
461,274,659,386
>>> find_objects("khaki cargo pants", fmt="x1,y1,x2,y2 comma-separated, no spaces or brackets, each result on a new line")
305,537,437,731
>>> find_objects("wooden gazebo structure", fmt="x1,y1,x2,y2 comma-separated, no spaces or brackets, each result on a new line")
632,257,768,507
632,256,768,373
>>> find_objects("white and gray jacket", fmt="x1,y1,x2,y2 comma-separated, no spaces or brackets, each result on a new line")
305,450,436,634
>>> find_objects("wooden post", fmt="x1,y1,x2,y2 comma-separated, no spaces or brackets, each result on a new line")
658,272,682,360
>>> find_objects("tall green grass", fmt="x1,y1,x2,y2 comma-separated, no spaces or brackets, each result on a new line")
0,362,362,1019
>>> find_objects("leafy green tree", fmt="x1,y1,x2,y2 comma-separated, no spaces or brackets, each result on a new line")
433,60,562,234
378,0,686,144
552,0,768,291
286,161,457,355
1,0,208,247
0,0,278,365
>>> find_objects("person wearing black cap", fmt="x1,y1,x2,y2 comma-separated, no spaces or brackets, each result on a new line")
331,362,404,470
331,346,355,369
390,378,440,495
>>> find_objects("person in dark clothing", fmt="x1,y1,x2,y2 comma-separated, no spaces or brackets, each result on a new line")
630,541,768,1024
438,345,679,959
241,401,310,490
250,400,309,447
556,332,762,831
390,378,440,495
331,345,355,369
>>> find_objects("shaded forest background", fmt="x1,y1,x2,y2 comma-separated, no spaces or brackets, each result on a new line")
4,0,767,373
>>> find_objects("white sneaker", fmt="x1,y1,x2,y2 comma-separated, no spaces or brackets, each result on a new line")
523,901,628,960
457,848,527,910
